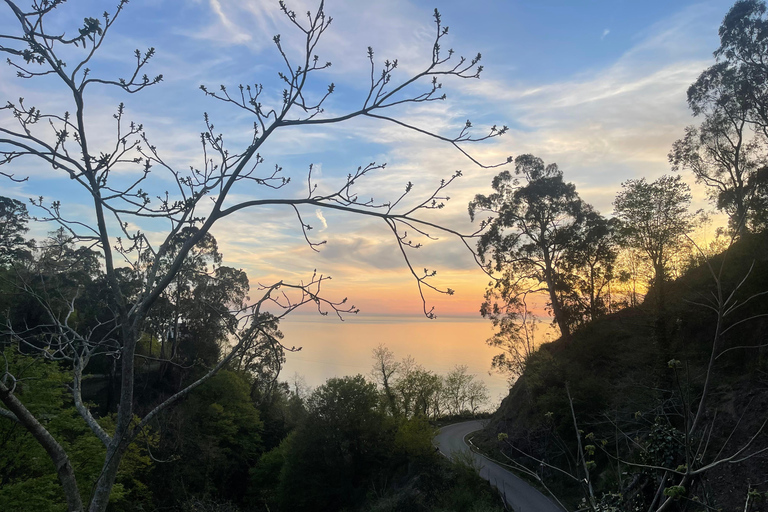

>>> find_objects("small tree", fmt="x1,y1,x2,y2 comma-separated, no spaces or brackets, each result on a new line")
394,357,442,418
442,364,488,416
612,174,693,320
484,293,540,381
370,347,444,419
370,344,401,417
0,2,508,510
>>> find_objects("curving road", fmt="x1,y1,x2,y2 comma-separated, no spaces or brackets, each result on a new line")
434,420,564,512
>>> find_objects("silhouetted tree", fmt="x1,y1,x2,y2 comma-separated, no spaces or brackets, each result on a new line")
471,154,613,341
613,175,693,319
673,0,768,233
672,62,765,234
563,207,619,326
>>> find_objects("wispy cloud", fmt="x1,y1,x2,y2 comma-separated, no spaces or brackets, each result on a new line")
0,0,732,318
458,3,721,212
315,209,328,231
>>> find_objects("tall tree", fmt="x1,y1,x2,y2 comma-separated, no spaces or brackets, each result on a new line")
672,61,766,234
674,0,768,233
714,0,768,134
612,175,693,319
0,2,508,510
0,196,34,265
563,208,619,326
370,344,401,417
470,154,610,340
142,227,247,365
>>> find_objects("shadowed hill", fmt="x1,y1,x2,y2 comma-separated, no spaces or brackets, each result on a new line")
477,231,768,511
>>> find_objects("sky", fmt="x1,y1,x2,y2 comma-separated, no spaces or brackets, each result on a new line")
0,0,738,391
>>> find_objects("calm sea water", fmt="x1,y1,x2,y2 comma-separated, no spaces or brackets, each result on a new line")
279,314,512,408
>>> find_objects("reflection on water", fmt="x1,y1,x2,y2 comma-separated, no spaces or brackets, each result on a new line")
279,314,512,407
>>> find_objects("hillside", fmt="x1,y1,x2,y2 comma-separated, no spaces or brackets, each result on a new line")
476,232,768,511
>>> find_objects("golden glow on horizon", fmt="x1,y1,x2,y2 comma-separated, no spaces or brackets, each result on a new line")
279,316,512,404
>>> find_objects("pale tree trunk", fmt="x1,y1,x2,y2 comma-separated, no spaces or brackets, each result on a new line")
88,322,139,512
544,258,571,340
0,381,84,512
88,442,128,512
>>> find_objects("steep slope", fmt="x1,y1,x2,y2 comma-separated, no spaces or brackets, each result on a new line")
477,232,768,511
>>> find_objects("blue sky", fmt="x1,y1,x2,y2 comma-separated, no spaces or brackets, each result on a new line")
0,0,736,318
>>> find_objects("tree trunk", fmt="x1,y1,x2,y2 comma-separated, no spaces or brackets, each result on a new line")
89,323,139,511
88,442,125,511
540,245,571,340
0,381,84,512
545,266,571,340
654,261,668,345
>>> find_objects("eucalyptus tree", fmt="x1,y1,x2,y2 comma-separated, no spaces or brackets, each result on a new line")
0,1,509,510
713,0,768,133
563,207,619,326
672,57,766,234
672,0,768,234
470,154,611,341
142,227,249,366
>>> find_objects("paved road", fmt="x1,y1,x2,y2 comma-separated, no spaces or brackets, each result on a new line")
434,420,564,512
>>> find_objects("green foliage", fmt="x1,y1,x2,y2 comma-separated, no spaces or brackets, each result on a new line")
662,485,686,500
643,419,684,469
142,227,249,365
249,374,492,512
394,416,436,457
363,454,504,512
248,431,294,506
0,351,155,511
272,375,388,510
436,454,504,512
590,492,643,512
150,370,263,507
0,195,34,265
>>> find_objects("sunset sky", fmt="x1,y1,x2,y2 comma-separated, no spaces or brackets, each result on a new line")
0,0,737,389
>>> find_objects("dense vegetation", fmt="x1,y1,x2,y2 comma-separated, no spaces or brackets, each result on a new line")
0,207,501,511
476,230,768,511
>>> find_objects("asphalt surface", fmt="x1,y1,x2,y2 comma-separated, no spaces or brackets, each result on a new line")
434,420,564,512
